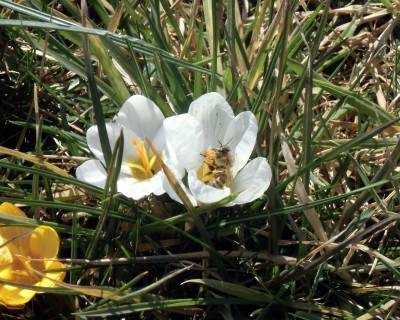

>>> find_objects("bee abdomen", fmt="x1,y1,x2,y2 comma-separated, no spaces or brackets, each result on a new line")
207,170,228,189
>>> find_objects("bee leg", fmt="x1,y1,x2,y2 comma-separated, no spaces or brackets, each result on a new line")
204,170,215,176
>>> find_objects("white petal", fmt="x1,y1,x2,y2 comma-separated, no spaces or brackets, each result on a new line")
118,171,165,200
224,111,258,176
75,160,107,189
228,157,272,206
188,170,231,204
116,95,165,140
87,123,143,165
87,123,125,162
163,163,197,206
188,92,234,148
158,114,204,171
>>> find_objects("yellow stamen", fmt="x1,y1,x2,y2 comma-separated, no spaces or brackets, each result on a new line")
132,139,149,168
122,139,162,181
147,155,158,172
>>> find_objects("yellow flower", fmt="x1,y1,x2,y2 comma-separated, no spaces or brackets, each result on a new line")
0,202,65,307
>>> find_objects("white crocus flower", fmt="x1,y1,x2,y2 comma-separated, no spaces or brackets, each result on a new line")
76,95,201,200
164,92,272,206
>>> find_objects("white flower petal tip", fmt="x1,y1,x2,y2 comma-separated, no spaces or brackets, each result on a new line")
225,111,258,176
86,123,124,162
228,157,272,206
188,93,235,147
117,95,165,140
75,160,107,189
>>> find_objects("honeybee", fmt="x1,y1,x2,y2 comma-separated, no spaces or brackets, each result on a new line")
199,143,233,189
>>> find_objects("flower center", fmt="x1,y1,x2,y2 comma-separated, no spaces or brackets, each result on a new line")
197,146,233,189
123,139,162,181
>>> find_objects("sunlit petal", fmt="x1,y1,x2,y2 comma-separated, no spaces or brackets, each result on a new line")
75,160,107,189
86,123,124,162
0,266,14,281
0,202,26,218
0,237,13,265
229,157,272,206
188,170,231,204
117,171,165,200
160,114,204,171
35,261,66,288
28,226,60,259
188,92,235,148
0,284,36,307
224,111,258,177
162,163,197,207
0,203,31,256
116,95,165,140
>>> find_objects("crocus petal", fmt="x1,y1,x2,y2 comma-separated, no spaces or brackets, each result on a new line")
0,237,13,265
29,226,60,259
228,157,272,206
163,163,197,207
87,123,136,163
0,202,26,218
187,170,231,204
224,111,258,177
158,114,204,171
0,258,65,307
75,160,107,189
0,203,31,256
164,180,197,207
188,92,235,148
116,95,165,140
0,266,13,282
36,261,66,288
117,171,165,200
0,283,35,306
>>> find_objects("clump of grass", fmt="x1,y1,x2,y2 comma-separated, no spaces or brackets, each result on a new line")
0,0,400,319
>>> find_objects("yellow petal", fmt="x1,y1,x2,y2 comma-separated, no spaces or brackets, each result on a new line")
0,284,35,307
0,235,13,265
36,260,66,288
28,226,60,259
0,265,15,281
0,203,27,218
0,203,32,256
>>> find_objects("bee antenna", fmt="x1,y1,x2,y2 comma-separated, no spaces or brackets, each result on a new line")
217,138,233,146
